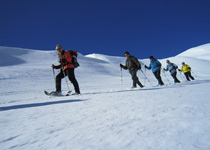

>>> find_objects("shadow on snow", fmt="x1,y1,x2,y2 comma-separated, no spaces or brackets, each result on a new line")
0,99,88,111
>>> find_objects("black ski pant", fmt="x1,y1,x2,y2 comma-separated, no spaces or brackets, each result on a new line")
56,68,80,93
184,71,194,81
130,69,144,88
171,72,180,83
153,70,164,85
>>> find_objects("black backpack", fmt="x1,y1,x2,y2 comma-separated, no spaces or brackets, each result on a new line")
68,50,80,68
132,56,141,70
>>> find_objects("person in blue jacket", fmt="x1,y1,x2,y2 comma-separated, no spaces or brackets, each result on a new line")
145,56,164,86
163,60,180,83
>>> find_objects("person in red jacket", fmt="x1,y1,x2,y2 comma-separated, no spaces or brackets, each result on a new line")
52,45,80,95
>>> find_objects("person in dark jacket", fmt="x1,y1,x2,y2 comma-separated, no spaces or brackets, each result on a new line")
163,60,180,83
145,56,164,86
120,51,144,88
51,45,80,95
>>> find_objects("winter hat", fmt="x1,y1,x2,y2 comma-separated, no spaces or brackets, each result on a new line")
150,56,154,59
124,51,130,55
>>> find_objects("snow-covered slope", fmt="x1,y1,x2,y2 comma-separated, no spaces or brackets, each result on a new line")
177,43,210,60
0,44,210,150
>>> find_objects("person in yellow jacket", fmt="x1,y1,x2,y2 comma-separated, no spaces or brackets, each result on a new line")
179,62,194,81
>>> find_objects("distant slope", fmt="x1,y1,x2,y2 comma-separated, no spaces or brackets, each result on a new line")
1,43,210,78
177,43,210,60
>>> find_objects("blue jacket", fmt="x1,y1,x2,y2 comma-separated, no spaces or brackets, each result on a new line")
146,59,161,72
164,63,178,74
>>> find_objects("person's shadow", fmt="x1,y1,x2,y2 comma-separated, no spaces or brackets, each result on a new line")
0,99,88,111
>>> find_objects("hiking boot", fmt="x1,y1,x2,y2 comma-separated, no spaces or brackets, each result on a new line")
131,86,137,89
139,85,144,88
50,91,62,96
72,92,80,95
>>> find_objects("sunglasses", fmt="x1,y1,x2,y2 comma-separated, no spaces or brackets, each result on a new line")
56,48,62,51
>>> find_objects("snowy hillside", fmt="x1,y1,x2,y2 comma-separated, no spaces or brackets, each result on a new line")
1,44,210,150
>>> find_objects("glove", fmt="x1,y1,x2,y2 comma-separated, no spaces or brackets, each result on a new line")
51,64,55,68
145,65,147,68
178,69,181,71
120,64,123,68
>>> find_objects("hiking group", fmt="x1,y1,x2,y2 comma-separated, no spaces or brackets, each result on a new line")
47,45,195,96
120,51,194,88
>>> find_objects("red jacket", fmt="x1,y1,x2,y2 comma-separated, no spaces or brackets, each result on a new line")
54,50,77,70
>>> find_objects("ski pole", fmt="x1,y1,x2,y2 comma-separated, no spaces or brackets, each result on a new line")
52,67,56,80
191,70,198,78
61,66,71,93
120,67,123,85
178,70,185,80
140,69,153,87
144,67,146,86
162,69,171,85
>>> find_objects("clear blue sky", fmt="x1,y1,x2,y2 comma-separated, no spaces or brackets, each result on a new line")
0,0,210,59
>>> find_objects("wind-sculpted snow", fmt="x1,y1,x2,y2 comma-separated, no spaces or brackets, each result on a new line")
1,44,210,150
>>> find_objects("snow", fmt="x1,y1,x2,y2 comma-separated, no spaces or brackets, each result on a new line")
1,44,210,150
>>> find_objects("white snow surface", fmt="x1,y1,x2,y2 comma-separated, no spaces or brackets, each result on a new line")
0,44,210,150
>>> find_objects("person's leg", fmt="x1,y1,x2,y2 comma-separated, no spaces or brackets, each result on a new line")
184,72,190,81
154,70,164,85
56,71,65,92
66,68,80,93
131,69,137,87
188,71,194,80
172,72,180,83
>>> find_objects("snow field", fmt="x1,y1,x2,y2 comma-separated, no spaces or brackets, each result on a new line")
1,44,210,150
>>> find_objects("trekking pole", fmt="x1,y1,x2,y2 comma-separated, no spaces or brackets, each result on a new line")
144,67,146,86
52,66,56,80
178,70,185,80
120,67,123,86
140,69,153,87
61,66,71,93
162,69,171,85
191,70,198,78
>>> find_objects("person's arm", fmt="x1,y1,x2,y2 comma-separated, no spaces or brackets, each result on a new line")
173,63,178,69
120,64,128,70
178,66,183,72
52,64,61,69
187,65,191,70
145,63,151,70
164,65,169,71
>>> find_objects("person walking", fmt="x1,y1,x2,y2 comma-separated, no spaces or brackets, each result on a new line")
51,45,80,95
145,56,164,86
179,62,194,81
120,51,144,88
163,60,180,83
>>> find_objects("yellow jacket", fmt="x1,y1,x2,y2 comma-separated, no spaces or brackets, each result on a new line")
180,64,191,73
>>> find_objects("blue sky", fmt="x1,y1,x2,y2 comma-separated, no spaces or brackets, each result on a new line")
0,0,210,59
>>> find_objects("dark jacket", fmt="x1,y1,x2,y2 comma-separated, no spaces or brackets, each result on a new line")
122,56,141,72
